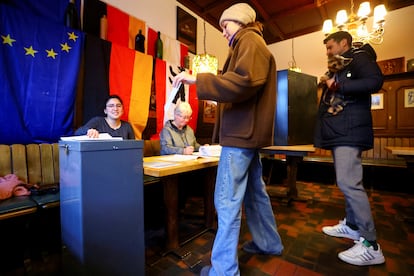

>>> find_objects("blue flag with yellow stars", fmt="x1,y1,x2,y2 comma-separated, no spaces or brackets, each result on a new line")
0,4,83,144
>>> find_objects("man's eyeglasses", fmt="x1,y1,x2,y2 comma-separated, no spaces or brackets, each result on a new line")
106,104,122,109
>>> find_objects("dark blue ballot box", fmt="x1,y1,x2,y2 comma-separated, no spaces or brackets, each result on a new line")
59,140,144,276
274,70,318,145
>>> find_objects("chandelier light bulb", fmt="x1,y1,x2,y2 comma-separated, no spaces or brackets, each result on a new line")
373,4,387,24
357,2,371,19
336,10,348,26
322,19,333,35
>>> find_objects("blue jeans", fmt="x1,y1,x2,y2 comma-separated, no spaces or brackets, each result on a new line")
208,146,284,276
332,146,376,240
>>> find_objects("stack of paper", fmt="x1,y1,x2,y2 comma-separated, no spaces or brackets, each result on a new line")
158,154,199,162
199,145,222,157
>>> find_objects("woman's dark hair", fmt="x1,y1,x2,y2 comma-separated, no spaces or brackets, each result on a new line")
105,94,123,107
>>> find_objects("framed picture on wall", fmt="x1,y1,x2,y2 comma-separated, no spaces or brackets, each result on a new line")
202,101,217,123
404,88,414,108
371,93,383,110
177,7,197,54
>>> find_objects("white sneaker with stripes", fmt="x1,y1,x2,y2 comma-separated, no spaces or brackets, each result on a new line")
322,219,360,240
338,237,385,266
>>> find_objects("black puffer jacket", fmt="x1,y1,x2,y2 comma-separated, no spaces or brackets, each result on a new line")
314,44,383,150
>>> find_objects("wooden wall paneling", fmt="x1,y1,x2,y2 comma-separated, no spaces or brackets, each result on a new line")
379,137,388,159
373,137,381,159
386,137,396,159
396,83,414,132
372,86,389,132
372,72,414,136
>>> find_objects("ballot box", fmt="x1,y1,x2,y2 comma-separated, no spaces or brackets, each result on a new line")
59,140,144,276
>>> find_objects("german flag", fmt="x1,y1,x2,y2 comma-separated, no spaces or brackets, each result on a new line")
83,35,152,139
106,5,146,51
154,59,198,137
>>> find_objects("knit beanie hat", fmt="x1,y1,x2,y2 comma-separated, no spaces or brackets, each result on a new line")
219,3,256,28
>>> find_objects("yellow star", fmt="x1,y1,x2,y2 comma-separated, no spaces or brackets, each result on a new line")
46,48,58,59
2,34,16,46
68,32,78,42
24,46,38,57
61,42,71,52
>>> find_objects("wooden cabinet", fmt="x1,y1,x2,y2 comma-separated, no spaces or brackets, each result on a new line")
372,71,414,137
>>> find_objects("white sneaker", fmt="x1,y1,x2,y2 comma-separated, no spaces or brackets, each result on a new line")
338,237,385,266
322,219,360,240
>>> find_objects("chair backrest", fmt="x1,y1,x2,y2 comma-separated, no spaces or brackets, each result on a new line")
143,140,160,157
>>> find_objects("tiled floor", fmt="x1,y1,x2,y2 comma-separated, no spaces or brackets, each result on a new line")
1,181,414,275
144,181,414,275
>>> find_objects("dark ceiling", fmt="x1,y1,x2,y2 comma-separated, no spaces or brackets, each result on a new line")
178,0,414,45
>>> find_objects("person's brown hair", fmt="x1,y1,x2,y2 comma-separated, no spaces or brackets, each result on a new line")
323,31,352,46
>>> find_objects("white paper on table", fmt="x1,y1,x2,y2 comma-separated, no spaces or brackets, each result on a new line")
144,161,180,168
158,154,200,162
198,145,222,157
60,133,123,141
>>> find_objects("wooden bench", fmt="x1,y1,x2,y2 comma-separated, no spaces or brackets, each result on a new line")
0,143,60,221
0,140,163,220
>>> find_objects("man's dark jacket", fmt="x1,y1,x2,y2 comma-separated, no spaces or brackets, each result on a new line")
314,44,383,150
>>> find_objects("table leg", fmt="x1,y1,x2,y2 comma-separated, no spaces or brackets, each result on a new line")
163,175,179,250
203,167,217,229
286,156,302,199
284,155,311,204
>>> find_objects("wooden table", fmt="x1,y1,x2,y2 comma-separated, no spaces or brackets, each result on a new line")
261,145,315,204
385,146,414,222
143,155,219,251
385,146,414,172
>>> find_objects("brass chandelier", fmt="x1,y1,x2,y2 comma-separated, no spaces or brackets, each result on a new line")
322,0,387,47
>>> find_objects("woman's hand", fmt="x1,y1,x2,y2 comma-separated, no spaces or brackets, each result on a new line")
86,128,100,138
172,71,196,88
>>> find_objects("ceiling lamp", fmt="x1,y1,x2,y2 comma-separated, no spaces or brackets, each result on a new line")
192,21,218,76
322,0,387,47
288,38,301,72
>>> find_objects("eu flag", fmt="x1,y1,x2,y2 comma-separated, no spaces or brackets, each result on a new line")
0,4,84,144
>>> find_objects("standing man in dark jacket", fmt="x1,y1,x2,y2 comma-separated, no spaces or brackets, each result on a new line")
314,31,385,266
173,3,283,275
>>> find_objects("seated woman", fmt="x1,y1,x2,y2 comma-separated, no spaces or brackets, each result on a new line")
160,102,200,155
75,95,135,139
